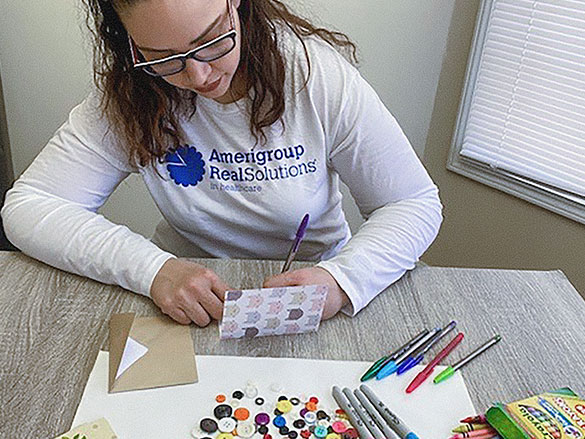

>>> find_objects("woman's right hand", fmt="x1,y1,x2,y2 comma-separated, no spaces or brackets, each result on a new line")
150,258,232,327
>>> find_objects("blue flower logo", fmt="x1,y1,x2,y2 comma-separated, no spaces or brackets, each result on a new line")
165,145,205,187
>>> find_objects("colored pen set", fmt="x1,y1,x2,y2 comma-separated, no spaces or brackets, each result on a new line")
361,321,502,393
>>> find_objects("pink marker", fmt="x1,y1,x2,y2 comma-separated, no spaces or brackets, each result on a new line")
406,332,464,393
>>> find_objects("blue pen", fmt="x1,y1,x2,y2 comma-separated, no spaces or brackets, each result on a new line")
376,328,441,380
396,320,457,375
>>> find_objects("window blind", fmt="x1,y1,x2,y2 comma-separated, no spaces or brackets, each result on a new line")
459,0,585,205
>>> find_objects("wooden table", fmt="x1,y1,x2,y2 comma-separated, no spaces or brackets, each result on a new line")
1,251,584,438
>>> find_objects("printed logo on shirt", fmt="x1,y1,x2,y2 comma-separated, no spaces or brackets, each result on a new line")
208,144,317,182
165,144,318,191
165,145,206,187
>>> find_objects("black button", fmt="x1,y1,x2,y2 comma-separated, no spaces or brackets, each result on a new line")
213,404,233,419
274,409,283,416
200,418,218,433
293,420,306,429
255,397,265,405
278,395,288,401
289,432,298,439
290,398,300,405
279,426,290,435
316,410,329,420
232,390,244,399
258,426,269,435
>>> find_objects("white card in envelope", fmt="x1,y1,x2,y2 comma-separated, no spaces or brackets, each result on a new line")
220,285,328,339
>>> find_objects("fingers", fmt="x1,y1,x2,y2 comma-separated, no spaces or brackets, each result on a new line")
180,299,212,327
263,270,303,288
197,288,225,321
165,307,192,326
211,277,232,302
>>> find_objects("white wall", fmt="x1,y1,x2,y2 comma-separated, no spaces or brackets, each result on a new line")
0,0,454,238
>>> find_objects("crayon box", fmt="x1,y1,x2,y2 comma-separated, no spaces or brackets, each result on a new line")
486,388,585,439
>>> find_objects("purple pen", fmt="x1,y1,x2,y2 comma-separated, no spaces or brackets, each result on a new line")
281,213,310,273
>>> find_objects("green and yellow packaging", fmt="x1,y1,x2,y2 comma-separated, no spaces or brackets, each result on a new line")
486,389,585,439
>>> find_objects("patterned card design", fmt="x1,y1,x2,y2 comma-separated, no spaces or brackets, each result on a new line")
219,285,328,339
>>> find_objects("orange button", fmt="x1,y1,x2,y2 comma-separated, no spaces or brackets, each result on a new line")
216,394,227,403
234,407,250,421
305,401,318,411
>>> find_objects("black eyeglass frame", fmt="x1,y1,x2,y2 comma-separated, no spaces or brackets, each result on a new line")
128,0,237,77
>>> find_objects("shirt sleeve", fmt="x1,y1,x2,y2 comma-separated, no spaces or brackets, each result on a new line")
314,64,443,316
1,92,175,296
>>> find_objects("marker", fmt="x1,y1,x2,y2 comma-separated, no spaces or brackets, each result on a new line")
434,335,502,384
281,213,309,273
342,387,386,439
397,321,457,375
354,388,399,439
376,328,441,380
332,386,374,439
359,384,419,439
361,329,430,381
406,332,464,393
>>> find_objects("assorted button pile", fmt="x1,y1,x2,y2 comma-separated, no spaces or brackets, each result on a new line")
192,383,359,439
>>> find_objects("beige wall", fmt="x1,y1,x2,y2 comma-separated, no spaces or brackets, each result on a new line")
422,0,585,298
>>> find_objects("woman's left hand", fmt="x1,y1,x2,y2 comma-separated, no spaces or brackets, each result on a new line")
263,267,350,320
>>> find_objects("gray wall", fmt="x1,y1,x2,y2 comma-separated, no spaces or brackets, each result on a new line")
0,65,16,250
422,0,585,298
0,0,454,237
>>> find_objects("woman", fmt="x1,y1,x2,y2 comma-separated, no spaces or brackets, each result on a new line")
1,0,443,326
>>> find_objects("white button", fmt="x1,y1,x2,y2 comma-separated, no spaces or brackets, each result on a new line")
236,421,256,438
191,427,201,438
304,412,317,424
218,417,237,432
269,382,283,392
245,384,258,398
229,399,240,408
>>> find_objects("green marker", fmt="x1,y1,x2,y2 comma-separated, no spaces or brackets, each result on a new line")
434,334,501,384
361,330,429,382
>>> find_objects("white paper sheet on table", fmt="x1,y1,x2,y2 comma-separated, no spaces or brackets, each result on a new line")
74,352,475,439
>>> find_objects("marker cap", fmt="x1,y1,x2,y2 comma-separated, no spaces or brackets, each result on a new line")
433,366,455,384
375,361,397,380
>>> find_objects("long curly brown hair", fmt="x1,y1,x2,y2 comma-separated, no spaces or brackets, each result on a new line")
81,0,358,168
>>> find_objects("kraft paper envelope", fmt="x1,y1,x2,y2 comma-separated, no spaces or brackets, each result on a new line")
108,313,198,393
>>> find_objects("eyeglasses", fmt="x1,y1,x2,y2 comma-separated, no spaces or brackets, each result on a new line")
129,0,237,77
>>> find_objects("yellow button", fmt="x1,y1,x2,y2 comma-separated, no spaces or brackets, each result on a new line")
326,434,341,439
276,400,293,413
217,434,234,439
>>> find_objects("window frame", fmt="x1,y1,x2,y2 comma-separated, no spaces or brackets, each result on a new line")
447,0,585,224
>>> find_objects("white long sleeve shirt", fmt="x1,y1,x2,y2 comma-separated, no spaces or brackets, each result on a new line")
2,32,443,315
